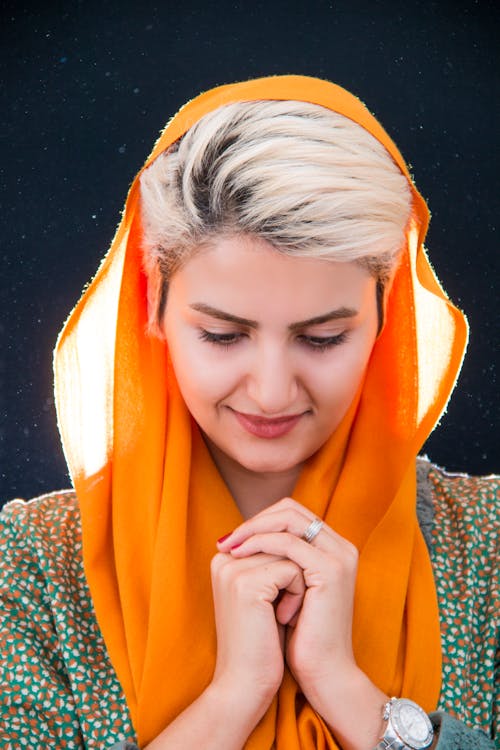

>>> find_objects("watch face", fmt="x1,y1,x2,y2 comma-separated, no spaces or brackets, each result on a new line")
392,699,433,749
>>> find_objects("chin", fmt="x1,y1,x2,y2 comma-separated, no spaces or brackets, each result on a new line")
231,447,305,475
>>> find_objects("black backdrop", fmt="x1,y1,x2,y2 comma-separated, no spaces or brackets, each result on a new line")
1,0,498,506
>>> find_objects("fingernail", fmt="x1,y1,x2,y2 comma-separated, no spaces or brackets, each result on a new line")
230,542,243,550
217,532,232,544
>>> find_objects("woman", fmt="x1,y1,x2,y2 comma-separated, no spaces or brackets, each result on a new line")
0,76,497,749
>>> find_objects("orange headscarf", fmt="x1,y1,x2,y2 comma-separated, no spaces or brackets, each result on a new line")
54,76,468,747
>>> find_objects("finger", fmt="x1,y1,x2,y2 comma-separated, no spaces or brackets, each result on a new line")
273,564,306,625
217,506,335,551
212,552,305,604
211,550,287,579
216,498,308,550
278,622,286,654
266,559,305,619
229,531,358,582
275,585,304,626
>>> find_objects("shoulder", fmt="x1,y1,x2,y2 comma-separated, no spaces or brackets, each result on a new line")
1,489,79,542
416,456,498,591
427,459,497,508
422,455,498,601
1,488,79,527
0,493,137,744
417,458,498,733
0,489,81,589
416,456,498,544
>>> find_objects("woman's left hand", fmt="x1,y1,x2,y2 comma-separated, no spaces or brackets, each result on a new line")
217,497,388,750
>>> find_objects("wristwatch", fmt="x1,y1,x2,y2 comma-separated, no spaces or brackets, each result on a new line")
375,697,434,749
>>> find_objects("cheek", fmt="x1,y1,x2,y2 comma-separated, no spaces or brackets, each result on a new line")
310,338,375,407
169,340,240,406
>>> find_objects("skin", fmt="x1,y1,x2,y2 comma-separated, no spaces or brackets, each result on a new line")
145,235,408,750
162,234,380,517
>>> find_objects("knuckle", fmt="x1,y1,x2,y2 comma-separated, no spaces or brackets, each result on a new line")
276,496,296,511
343,539,359,564
211,552,230,579
327,547,358,578
346,542,359,568
211,552,223,572
233,574,251,597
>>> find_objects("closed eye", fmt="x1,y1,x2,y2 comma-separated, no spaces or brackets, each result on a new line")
198,329,349,352
198,330,245,348
298,332,348,351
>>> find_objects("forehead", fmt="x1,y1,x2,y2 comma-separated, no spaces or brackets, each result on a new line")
168,235,374,319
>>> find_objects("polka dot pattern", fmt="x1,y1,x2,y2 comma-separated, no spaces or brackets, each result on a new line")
0,464,497,746
428,465,498,738
0,491,136,748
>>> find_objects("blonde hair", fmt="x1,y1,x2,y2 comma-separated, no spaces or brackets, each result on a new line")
140,100,413,333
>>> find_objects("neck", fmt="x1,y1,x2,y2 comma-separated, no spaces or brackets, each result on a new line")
203,436,302,519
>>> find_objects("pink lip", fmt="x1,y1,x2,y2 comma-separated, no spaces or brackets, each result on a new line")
232,410,305,439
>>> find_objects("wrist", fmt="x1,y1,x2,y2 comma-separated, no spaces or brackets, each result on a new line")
298,662,388,750
208,673,276,728
375,698,435,750
144,679,274,750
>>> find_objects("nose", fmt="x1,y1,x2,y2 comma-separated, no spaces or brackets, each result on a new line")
245,341,299,415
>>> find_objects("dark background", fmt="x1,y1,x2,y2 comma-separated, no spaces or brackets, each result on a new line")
1,0,498,506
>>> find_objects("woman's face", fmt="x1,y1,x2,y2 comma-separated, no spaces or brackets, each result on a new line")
163,235,379,477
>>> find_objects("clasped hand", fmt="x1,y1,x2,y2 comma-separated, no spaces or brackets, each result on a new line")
212,497,360,715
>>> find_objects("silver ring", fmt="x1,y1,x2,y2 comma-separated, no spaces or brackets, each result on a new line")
302,517,323,544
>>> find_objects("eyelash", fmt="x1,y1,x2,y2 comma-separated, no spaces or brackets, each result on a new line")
302,332,349,351
198,329,348,352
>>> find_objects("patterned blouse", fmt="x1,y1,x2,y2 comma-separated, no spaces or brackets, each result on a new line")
0,460,497,749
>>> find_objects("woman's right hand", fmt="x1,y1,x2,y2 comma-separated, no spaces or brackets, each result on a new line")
209,550,305,719
144,552,305,749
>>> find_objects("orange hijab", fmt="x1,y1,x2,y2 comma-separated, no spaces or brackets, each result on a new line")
54,76,468,747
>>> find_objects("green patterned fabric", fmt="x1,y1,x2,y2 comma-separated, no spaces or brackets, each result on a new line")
0,462,497,748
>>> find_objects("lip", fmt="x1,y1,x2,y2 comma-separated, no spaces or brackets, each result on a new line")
232,409,305,439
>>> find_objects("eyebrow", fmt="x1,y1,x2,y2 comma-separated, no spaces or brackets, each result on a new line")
189,303,358,331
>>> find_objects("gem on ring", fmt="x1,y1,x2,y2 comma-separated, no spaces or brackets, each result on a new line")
302,517,323,544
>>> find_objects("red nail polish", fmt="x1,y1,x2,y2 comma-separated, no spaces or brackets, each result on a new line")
230,542,243,550
217,533,232,544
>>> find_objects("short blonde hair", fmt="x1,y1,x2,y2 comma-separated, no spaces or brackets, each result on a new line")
140,100,412,333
